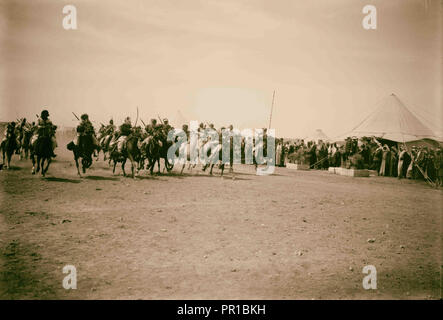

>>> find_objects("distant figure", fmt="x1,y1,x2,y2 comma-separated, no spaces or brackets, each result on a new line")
379,144,390,176
397,146,407,179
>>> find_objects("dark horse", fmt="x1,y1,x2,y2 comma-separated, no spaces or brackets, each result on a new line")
67,134,95,177
1,130,18,169
31,136,52,176
159,138,174,173
20,129,33,160
110,134,140,178
140,136,162,175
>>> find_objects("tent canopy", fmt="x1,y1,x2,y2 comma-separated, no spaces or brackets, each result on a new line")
304,129,330,142
336,93,441,143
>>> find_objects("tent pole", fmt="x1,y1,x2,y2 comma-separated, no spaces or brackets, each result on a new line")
268,90,275,130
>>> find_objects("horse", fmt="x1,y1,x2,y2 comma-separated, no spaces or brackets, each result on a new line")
179,141,197,174
201,141,225,176
67,134,95,177
99,135,111,161
110,134,140,178
20,129,33,160
159,138,174,173
139,135,162,175
1,130,18,169
30,136,52,176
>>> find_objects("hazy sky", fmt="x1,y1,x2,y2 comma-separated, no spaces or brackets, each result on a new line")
1,0,441,138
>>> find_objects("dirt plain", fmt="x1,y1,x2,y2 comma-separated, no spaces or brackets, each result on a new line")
0,145,441,300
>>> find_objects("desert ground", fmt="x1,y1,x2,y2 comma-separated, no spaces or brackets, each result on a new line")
0,143,441,300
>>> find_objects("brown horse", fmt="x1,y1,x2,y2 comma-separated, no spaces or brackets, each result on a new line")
31,136,52,176
144,137,163,175
1,129,18,169
67,134,95,177
110,134,140,178
20,129,33,160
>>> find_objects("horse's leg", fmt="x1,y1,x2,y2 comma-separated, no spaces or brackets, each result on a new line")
75,156,81,177
112,160,117,175
39,158,45,176
209,164,214,175
36,155,41,172
122,159,126,176
128,155,135,178
43,158,51,176
157,157,161,174
181,163,185,174
149,159,154,175
41,158,46,176
31,153,36,174
7,152,11,169
220,163,225,177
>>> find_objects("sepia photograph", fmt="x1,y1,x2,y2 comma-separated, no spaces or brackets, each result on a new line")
0,0,442,304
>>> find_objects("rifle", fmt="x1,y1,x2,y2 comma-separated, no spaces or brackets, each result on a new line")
158,115,164,125
72,112,80,121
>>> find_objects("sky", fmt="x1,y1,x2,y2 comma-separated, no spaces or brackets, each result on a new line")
0,0,441,138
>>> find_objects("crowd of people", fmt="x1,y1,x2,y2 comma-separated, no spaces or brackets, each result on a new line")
276,136,443,185
2,111,443,186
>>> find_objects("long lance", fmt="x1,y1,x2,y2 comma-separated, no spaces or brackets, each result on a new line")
140,119,147,127
158,115,164,125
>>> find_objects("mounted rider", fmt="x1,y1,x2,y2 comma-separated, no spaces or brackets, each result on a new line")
1,121,17,144
139,118,162,156
110,117,133,153
15,118,28,147
29,110,57,157
160,118,173,141
100,119,116,149
73,114,100,151
145,118,161,137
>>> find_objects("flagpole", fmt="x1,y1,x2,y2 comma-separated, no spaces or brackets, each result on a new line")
268,90,275,129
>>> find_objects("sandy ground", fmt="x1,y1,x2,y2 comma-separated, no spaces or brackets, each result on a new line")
0,145,441,300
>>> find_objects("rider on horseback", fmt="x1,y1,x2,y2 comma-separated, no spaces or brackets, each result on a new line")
33,110,57,158
103,119,116,147
160,118,173,141
73,114,100,151
2,122,17,144
109,117,133,153
145,119,161,137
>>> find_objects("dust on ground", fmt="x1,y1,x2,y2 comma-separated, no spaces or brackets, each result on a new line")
0,148,441,299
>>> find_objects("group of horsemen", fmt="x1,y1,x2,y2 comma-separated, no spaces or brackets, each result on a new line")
1,110,177,159
2,110,252,168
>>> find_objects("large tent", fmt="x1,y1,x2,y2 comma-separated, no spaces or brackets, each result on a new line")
336,93,441,144
304,129,330,143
